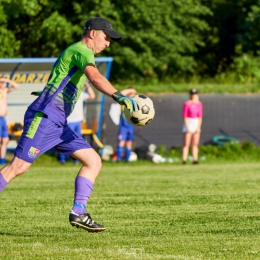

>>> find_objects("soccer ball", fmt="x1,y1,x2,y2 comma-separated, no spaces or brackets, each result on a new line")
124,94,155,126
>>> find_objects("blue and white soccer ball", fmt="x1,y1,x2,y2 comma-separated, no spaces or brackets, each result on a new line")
124,94,155,126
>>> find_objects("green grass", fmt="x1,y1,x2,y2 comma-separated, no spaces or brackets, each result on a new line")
1,161,260,259
115,82,260,94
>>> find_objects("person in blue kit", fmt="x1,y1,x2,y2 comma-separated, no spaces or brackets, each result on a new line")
116,88,137,162
0,17,138,233
0,78,19,165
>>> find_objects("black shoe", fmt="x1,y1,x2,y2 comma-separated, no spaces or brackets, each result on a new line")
193,161,199,165
183,161,186,165
69,210,106,232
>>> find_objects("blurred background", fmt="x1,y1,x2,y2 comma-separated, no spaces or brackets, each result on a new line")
1,0,260,154
1,0,260,86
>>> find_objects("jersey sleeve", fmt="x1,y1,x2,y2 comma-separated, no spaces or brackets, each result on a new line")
72,49,96,72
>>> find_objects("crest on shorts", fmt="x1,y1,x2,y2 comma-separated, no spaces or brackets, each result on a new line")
28,146,40,158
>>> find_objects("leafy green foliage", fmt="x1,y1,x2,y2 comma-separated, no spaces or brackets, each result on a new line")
110,0,211,82
215,54,260,83
242,0,260,55
0,0,20,56
1,0,260,86
196,0,260,84
156,141,260,162
199,141,260,161
1,0,80,57
0,0,211,82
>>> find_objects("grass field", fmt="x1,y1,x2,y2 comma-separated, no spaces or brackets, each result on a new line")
1,161,260,259
115,83,260,95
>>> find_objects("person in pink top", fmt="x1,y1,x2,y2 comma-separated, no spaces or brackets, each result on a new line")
182,88,203,164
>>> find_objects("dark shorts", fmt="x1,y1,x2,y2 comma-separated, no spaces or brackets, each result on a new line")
68,121,82,136
14,109,91,163
118,125,134,141
0,117,8,138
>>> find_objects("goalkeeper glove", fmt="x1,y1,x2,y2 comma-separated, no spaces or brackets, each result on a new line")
112,91,138,113
31,91,43,96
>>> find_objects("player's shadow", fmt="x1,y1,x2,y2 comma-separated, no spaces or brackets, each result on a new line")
0,231,47,237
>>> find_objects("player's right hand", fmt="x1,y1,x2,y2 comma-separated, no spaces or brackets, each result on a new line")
112,91,138,113
31,91,43,96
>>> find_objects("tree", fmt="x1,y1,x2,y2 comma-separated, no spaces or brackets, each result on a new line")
104,0,212,82
0,0,211,83
0,0,20,56
197,0,258,79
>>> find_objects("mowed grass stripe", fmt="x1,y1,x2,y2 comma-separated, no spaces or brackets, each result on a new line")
1,162,260,259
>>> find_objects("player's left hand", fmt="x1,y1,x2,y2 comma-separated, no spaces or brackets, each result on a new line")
31,91,43,96
112,91,138,113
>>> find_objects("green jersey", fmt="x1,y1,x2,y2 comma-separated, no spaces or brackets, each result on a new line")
29,41,95,126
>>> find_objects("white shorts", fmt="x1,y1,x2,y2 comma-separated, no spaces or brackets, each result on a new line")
182,118,199,134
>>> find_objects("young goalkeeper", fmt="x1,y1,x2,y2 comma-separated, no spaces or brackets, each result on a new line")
0,17,138,233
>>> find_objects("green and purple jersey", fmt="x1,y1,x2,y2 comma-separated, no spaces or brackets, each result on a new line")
29,41,95,126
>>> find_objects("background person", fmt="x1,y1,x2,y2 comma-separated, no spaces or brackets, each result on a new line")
0,17,138,233
59,81,96,164
0,78,19,165
182,88,203,164
116,88,136,162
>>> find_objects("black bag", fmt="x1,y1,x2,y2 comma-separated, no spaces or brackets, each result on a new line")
12,123,23,132
134,145,149,160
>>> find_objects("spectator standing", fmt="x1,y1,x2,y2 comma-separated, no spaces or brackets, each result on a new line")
0,78,19,164
182,88,203,164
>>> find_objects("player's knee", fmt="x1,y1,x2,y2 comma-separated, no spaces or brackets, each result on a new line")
14,165,28,176
82,154,102,172
9,160,30,176
93,155,102,172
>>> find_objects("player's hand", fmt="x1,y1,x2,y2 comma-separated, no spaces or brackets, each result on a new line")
112,91,138,113
31,90,43,96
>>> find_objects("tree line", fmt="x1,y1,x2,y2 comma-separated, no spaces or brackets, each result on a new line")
0,0,260,84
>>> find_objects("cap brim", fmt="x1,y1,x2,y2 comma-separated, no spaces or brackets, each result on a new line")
103,29,122,41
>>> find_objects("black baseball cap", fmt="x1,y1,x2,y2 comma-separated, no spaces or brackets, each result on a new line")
189,88,198,94
84,17,122,41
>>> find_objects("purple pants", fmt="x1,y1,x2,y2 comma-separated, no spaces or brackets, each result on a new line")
14,109,91,163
